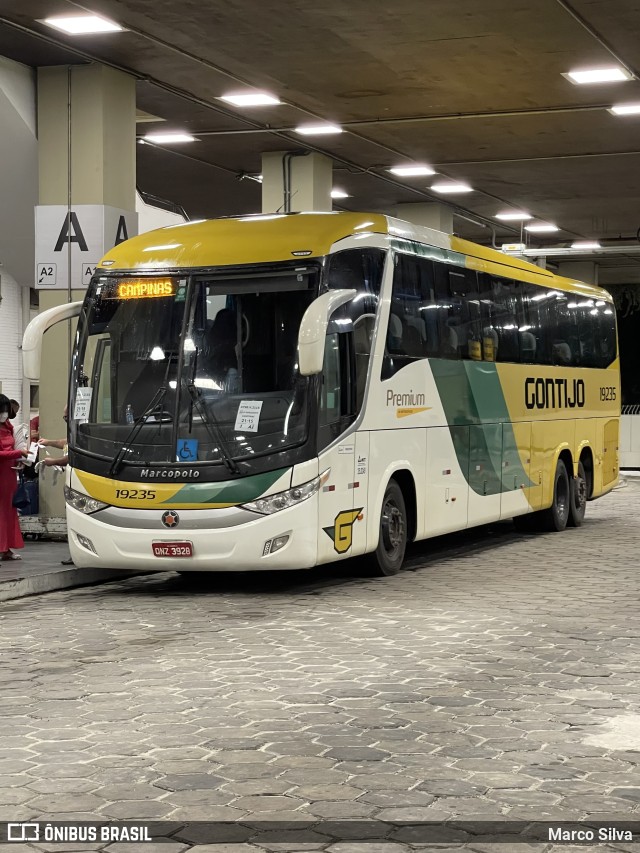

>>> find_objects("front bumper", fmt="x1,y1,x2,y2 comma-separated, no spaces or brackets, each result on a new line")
66,498,319,572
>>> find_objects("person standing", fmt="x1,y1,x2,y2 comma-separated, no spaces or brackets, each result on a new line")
0,394,28,560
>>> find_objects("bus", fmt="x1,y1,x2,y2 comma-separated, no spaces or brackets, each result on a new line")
24,212,620,576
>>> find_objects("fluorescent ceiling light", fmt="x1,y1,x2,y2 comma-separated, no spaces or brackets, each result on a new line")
143,132,196,144
609,103,640,115
295,123,343,135
431,181,473,194
525,223,559,233
331,189,350,199
389,165,436,177
495,211,532,221
571,240,601,249
41,14,124,34
220,92,281,107
564,67,632,84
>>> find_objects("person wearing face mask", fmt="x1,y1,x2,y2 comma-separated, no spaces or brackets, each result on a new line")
0,394,28,560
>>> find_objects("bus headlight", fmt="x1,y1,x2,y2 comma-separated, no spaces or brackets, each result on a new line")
242,470,330,515
64,485,109,515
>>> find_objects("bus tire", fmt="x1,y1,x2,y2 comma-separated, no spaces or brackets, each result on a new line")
367,480,407,576
538,459,571,532
568,460,587,527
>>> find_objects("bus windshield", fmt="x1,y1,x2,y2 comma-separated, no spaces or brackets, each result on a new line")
70,264,319,467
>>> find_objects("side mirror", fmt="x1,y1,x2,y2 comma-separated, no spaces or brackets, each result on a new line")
22,301,83,380
298,289,356,376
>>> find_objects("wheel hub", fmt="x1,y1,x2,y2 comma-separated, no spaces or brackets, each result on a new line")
381,502,405,554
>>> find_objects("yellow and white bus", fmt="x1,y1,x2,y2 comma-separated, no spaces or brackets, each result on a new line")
24,212,620,575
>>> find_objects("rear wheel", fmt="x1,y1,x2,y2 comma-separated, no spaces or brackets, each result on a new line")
538,458,571,532
568,460,587,527
366,481,407,576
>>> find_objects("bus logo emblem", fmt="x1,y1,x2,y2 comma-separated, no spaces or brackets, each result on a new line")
323,508,363,554
161,510,179,528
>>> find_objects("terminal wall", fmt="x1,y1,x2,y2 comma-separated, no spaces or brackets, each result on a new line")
0,270,23,402
0,55,37,409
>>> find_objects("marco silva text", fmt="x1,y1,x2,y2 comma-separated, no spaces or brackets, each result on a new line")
548,826,634,842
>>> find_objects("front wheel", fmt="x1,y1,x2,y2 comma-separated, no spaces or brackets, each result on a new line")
366,480,407,576
568,460,587,527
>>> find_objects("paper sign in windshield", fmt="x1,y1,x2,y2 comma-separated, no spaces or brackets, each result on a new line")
74,387,93,422
234,400,263,433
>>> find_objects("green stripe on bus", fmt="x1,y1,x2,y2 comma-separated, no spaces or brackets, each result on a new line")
162,467,290,506
430,359,533,495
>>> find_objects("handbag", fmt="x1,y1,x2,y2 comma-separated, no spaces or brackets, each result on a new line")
12,474,30,510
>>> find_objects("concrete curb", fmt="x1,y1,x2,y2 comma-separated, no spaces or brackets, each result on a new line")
0,567,140,603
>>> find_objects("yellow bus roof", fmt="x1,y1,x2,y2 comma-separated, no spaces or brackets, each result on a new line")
98,211,611,302
99,212,388,270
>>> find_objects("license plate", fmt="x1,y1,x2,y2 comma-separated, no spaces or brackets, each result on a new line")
152,542,193,558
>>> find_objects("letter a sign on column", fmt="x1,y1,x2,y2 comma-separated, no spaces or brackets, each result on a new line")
35,204,138,290
53,212,89,252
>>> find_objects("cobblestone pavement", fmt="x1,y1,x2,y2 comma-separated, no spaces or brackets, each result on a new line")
1,481,640,852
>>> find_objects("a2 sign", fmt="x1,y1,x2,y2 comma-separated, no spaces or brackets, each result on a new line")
34,204,138,290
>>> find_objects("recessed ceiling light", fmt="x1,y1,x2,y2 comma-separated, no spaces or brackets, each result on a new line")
331,189,350,199
571,240,601,249
495,211,532,221
525,223,559,233
609,103,640,115
563,67,633,85
389,165,436,177
143,132,197,144
295,123,343,135
219,92,281,107
40,14,124,34
431,181,473,194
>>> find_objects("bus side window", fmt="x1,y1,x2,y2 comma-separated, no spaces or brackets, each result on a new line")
596,307,617,367
521,283,552,365
576,301,597,367
382,254,431,377
550,292,579,366
318,328,356,450
319,332,341,426
481,274,520,363
440,265,479,360
328,247,384,396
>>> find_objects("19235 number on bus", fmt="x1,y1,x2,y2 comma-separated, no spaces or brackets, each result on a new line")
600,386,616,401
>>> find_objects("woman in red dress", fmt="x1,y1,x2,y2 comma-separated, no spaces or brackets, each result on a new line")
0,394,28,560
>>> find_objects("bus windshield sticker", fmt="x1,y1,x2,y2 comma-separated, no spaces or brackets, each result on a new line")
177,439,199,462
234,400,263,433
73,387,93,422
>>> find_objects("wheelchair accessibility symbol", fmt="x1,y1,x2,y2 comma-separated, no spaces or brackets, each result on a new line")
177,439,198,461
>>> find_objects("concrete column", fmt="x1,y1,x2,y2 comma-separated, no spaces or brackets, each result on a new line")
37,64,136,519
262,151,332,213
557,261,598,285
392,203,454,233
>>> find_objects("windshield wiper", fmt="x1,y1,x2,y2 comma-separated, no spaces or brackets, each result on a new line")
108,386,167,477
185,373,240,475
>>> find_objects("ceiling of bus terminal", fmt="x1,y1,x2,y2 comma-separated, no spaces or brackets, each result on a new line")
2,0,640,281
